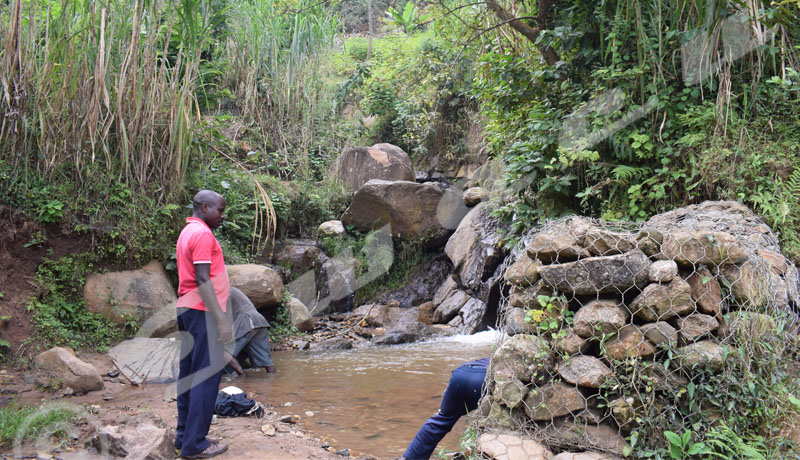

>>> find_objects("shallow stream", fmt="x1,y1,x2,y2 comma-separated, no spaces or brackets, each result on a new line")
228,331,497,459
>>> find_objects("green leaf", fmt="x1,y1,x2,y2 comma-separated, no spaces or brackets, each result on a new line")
664,431,682,447
740,445,766,460
686,443,707,455
788,394,800,410
681,430,691,447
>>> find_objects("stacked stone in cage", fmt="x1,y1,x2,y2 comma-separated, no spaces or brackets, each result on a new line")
478,201,800,458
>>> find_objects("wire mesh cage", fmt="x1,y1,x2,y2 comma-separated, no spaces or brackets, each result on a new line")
475,201,800,459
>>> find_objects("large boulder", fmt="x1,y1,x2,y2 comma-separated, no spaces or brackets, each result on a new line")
348,302,427,333
537,250,651,296
334,143,415,191
92,417,176,460
136,300,178,338
83,261,176,324
526,217,594,264
226,264,284,310
288,297,314,332
457,297,491,334
36,347,104,394
445,202,504,293
340,179,466,239
433,290,469,323
272,239,323,280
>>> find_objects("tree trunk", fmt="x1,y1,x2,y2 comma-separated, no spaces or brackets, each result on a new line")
367,0,373,61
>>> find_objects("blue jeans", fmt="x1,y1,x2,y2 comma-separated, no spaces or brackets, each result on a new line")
175,308,225,457
233,327,274,368
403,358,489,460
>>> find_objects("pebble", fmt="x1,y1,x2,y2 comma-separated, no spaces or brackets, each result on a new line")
337,448,351,456
283,401,293,407
276,425,292,433
279,414,299,424
261,424,276,437
305,411,315,417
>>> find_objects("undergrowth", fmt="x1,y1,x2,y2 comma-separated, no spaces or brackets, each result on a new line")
27,254,125,352
0,402,86,448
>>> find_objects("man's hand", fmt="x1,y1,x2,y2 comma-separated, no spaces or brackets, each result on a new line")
217,318,233,344
224,351,246,376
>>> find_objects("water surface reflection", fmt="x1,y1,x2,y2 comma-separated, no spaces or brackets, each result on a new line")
232,331,497,459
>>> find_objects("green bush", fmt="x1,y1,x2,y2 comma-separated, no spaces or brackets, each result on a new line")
27,254,125,351
346,36,371,62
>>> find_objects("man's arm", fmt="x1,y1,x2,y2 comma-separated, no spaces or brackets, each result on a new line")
195,263,233,343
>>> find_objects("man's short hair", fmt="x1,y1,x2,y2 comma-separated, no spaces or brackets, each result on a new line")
192,190,223,211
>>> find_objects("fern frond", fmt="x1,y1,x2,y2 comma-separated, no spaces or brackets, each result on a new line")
786,167,800,199
612,165,651,181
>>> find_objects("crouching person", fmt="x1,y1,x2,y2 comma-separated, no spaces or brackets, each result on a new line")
227,287,276,373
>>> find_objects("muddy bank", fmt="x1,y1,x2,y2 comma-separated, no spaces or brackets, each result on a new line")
0,352,379,460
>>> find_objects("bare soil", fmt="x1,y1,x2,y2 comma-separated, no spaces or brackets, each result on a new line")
0,205,95,357
0,353,376,460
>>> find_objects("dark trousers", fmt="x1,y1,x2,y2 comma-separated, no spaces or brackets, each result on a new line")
175,308,225,457
403,359,488,460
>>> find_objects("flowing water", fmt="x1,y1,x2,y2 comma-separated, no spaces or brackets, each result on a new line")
228,331,497,459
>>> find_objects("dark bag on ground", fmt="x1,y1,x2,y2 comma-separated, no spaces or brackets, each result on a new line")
214,386,264,417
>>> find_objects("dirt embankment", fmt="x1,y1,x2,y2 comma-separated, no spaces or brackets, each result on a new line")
0,205,96,356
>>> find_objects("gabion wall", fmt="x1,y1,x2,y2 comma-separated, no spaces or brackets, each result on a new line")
480,202,800,458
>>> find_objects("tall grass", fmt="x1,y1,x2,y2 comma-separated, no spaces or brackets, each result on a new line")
0,0,276,246
0,0,206,201
218,0,340,178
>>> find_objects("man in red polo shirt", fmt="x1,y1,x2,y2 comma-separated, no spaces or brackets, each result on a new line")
174,190,232,459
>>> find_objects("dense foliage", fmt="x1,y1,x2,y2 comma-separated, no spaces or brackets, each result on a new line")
465,1,800,260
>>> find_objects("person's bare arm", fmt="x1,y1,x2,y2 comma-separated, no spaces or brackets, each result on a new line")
195,263,233,343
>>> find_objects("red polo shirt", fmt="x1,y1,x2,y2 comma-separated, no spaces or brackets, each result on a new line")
175,217,229,312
